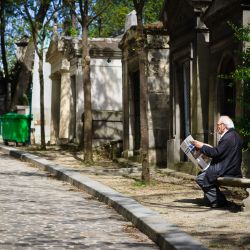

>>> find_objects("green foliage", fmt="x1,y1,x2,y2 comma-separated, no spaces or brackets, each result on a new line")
89,0,132,37
144,0,164,24
0,0,55,71
226,22,250,144
230,22,250,42
0,1,22,71
89,0,164,37
133,179,146,187
68,27,78,37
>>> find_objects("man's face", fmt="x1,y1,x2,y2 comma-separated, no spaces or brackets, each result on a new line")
216,120,225,134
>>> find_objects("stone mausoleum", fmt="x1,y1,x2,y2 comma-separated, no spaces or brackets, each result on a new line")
46,35,123,146
161,0,250,174
119,22,170,165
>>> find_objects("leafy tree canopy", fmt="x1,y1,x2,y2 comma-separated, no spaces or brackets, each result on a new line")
89,0,164,37
1,0,164,73
220,23,250,147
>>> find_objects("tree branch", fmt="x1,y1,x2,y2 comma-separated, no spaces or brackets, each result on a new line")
87,0,111,26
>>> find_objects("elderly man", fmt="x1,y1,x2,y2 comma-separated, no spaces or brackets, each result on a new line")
192,116,242,208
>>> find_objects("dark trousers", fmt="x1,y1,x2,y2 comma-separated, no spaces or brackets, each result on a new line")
196,171,226,204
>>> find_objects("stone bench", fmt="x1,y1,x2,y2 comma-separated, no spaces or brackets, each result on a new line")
217,177,250,211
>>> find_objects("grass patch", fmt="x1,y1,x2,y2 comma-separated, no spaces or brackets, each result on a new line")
133,179,146,188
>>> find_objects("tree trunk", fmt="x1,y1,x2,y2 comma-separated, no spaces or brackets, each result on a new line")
38,51,46,150
81,0,93,163
139,48,150,183
134,0,150,183
0,0,11,111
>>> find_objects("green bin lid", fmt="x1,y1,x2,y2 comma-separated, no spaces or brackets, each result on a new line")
0,112,32,119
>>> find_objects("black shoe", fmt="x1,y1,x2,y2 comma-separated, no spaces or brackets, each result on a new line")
210,200,229,208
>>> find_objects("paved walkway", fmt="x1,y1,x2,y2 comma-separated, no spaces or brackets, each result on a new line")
0,151,158,250
0,145,208,250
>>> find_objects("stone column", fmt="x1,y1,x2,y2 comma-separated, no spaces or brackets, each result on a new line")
50,74,61,145
59,69,71,143
75,60,84,143
147,34,170,165
192,26,210,143
122,53,132,158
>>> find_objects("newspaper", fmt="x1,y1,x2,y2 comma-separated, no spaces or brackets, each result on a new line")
180,135,212,170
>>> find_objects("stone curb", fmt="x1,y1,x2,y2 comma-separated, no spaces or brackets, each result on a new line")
0,145,208,250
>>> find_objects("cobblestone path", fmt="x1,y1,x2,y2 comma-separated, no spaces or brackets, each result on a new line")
0,152,158,250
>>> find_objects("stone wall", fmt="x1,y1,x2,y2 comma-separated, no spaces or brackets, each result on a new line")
119,26,170,165
92,110,122,146
46,36,123,146
147,35,170,165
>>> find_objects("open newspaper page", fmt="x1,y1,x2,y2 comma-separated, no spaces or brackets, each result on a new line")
180,135,212,170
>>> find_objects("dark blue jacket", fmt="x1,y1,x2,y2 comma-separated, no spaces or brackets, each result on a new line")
201,128,242,183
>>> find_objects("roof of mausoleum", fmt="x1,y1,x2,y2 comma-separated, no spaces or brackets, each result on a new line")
144,21,164,30
89,38,121,58
118,22,168,50
46,36,122,63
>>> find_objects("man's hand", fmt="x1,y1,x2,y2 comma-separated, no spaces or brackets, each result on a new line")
191,140,204,149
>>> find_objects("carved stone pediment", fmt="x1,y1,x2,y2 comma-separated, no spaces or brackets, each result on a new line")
118,27,137,51
46,37,67,63
146,34,169,49
63,37,82,60
46,36,82,63
46,39,59,62
119,25,168,58
89,38,121,59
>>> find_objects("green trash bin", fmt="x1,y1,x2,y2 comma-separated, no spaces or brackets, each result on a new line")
0,113,32,145
0,118,2,136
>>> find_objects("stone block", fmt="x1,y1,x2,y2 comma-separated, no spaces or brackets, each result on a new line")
92,121,122,140
92,110,122,122
148,128,169,149
147,59,169,78
147,77,169,92
167,139,180,168
148,115,169,130
148,148,167,166
148,93,169,110
122,150,134,159
146,35,169,49
169,162,200,176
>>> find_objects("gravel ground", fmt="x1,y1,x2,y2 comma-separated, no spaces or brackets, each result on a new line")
20,146,250,250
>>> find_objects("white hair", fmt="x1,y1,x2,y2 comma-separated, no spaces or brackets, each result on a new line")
219,116,234,129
